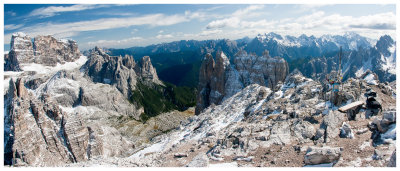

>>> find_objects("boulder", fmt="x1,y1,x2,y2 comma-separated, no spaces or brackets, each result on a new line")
339,122,354,139
293,120,316,141
321,110,346,142
304,146,342,165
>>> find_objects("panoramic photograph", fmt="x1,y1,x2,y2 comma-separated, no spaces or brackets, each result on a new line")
2,2,397,167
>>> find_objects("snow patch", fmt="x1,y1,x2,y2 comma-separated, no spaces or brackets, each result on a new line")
129,141,167,159
20,55,87,75
363,74,377,85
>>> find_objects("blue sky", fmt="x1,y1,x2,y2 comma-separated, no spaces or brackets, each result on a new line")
4,4,396,50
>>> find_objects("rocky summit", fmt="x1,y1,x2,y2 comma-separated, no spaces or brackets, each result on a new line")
4,33,81,71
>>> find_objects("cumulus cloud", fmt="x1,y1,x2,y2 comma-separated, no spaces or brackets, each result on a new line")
208,10,396,34
206,17,241,29
206,5,268,29
348,12,396,30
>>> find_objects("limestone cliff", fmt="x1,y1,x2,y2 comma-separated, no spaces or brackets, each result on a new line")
4,33,81,71
196,50,289,114
81,47,162,98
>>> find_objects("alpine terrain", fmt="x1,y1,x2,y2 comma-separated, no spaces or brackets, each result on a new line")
3,31,396,167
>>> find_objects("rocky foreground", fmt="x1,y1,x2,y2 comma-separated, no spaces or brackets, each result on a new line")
66,69,396,167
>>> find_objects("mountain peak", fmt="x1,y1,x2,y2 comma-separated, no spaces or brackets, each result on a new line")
12,32,27,37
344,31,360,38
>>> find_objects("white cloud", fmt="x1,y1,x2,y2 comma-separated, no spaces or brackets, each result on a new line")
87,36,143,48
131,28,139,34
6,11,17,16
206,17,241,29
232,5,265,17
206,5,267,29
4,13,193,44
349,12,396,30
156,34,173,39
291,11,396,31
29,4,107,18
199,29,223,36
294,4,333,13
4,24,24,30
185,10,208,21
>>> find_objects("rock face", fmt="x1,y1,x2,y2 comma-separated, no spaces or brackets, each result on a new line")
4,53,21,71
196,50,289,114
4,33,81,71
81,47,162,97
135,56,163,85
234,50,289,89
8,33,34,66
387,150,396,167
33,35,81,65
4,78,101,166
4,68,139,166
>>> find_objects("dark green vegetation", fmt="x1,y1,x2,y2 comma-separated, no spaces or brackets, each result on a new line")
158,62,201,88
150,51,202,88
109,49,203,88
287,56,313,73
130,82,196,122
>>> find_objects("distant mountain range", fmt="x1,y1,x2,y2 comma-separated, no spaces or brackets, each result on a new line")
102,32,394,87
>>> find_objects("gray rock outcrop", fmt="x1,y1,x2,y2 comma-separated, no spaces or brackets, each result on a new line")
81,47,162,97
135,56,163,85
196,50,289,114
387,150,396,167
4,32,81,71
4,78,100,166
33,35,80,65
